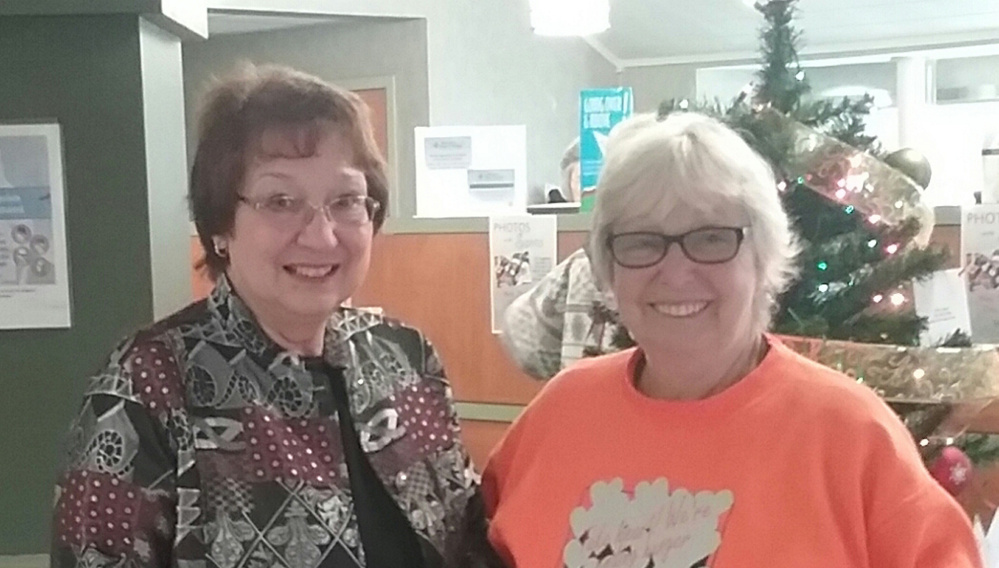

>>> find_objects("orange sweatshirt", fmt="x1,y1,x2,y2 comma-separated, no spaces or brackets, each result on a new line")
483,337,981,568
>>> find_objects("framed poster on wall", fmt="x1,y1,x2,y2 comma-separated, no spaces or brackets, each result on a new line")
0,122,71,329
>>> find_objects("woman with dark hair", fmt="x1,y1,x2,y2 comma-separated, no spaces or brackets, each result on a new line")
52,64,476,568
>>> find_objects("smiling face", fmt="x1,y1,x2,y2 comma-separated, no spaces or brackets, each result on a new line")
218,128,373,328
610,201,759,361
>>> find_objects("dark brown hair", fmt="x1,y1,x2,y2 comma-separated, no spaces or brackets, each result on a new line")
190,63,389,279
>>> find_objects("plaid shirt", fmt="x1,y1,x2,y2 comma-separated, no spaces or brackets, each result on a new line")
52,278,475,568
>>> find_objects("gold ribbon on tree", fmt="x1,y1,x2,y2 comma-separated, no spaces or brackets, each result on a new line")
778,334,999,403
761,110,937,245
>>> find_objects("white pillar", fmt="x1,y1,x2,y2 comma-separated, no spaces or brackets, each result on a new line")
894,56,933,148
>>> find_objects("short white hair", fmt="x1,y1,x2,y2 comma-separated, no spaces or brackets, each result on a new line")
588,112,800,334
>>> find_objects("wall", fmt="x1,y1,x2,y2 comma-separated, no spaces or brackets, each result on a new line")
418,0,618,203
694,60,896,105
808,62,896,102
206,0,430,17
140,18,192,319
619,63,700,113
0,15,154,553
182,18,430,218
198,0,618,207
937,55,999,101
921,102,999,205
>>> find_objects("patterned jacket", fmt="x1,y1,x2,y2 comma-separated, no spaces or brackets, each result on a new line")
52,278,476,568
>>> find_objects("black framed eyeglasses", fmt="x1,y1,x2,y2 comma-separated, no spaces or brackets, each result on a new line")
607,226,747,268
238,194,380,228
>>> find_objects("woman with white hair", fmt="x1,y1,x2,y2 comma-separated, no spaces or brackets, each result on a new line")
483,112,979,567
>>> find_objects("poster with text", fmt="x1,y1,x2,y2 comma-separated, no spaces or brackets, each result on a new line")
579,87,633,213
0,123,71,329
961,204,999,343
489,215,557,333
913,268,972,345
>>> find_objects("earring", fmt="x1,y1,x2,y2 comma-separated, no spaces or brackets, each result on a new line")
213,240,228,258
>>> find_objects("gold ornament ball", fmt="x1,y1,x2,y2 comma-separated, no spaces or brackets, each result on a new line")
885,148,932,189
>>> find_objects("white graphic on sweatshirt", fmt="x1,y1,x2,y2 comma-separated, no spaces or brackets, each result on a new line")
563,478,734,568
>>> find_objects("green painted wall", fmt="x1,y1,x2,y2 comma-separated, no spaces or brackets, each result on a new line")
0,15,154,553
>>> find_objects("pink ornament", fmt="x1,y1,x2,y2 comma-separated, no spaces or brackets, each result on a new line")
929,446,973,496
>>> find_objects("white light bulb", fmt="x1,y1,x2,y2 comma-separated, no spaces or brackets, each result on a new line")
890,292,905,306
530,0,610,36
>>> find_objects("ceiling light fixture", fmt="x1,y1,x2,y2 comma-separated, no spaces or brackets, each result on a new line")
530,0,610,37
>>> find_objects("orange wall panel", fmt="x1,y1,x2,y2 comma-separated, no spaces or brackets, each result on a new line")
352,232,545,405
459,419,510,469
190,230,586,405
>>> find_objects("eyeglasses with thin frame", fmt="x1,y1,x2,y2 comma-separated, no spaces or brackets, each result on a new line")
238,193,380,228
608,226,747,268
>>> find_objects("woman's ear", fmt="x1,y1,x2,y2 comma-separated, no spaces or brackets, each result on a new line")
212,237,229,258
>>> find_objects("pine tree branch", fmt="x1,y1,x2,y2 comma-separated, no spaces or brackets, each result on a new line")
958,434,999,467
836,312,926,345
754,0,809,113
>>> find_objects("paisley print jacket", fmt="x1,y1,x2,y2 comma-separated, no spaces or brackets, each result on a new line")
52,278,476,568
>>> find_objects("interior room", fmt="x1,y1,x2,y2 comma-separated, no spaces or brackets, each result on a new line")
2,0,999,564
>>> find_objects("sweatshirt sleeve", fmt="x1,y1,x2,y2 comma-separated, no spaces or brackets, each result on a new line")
863,409,982,568
867,482,981,567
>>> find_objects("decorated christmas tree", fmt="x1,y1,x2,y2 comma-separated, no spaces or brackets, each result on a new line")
662,0,945,344
647,0,999,494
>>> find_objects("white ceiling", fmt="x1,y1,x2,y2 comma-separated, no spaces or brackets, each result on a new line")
207,1,999,64
594,0,999,65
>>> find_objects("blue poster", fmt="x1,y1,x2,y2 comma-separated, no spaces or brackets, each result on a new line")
579,87,633,212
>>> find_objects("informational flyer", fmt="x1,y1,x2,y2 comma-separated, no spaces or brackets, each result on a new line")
961,204,999,343
579,87,633,212
488,215,557,334
912,268,972,345
0,123,71,329
414,125,528,218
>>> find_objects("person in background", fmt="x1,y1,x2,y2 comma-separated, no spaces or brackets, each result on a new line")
505,134,614,380
560,138,581,203
504,142,624,380
52,64,476,568
547,138,582,204
499,247,620,380
484,112,981,567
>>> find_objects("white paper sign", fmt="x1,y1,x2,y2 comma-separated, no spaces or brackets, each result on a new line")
489,215,557,333
424,136,472,170
913,268,973,344
415,125,527,218
961,204,999,343
984,514,999,567
0,123,71,329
